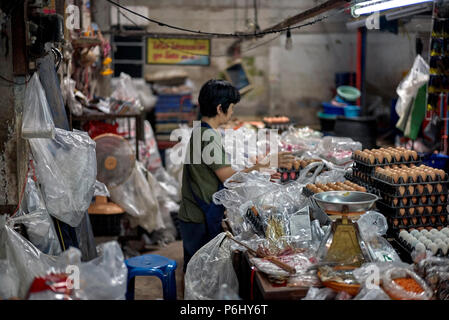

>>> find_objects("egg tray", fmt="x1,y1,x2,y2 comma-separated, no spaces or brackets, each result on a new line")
278,168,300,183
301,182,367,198
344,172,378,194
387,214,448,233
379,193,448,208
370,176,449,198
376,200,448,219
352,153,422,168
394,236,449,261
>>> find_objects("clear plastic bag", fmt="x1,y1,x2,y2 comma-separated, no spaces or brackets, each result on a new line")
62,77,83,116
381,267,433,300
184,232,239,300
111,72,142,113
353,285,391,300
302,287,337,300
22,72,55,139
94,180,110,197
395,54,430,118
316,136,362,165
110,162,165,234
29,128,97,227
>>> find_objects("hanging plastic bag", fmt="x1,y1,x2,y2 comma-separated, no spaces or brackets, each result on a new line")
16,173,62,256
94,180,110,197
22,72,55,139
62,77,83,116
109,161,165,234
29,128,97,227
184,232,239,300
395,54,429,118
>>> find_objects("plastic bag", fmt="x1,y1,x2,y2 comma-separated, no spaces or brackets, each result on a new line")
110,162,165,234
415,256,449,300
111,72,142,113
381,267,433,300
302,287,337,300
2,215,127,300
29,128,97,227
353,285,391,300
184,232,239,300
395,55,430,117
62,77,83,116
94,180,110,197
22,72,55,139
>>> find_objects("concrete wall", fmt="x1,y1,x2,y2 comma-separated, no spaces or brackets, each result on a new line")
92,0,432,125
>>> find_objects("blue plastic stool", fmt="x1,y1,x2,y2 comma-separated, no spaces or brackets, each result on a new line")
125,254,177,300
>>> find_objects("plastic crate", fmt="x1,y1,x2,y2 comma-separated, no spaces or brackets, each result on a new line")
322,102,345,115
154,94,194,113
422,153,449,170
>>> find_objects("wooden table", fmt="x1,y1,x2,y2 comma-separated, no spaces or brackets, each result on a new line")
224,215,311,300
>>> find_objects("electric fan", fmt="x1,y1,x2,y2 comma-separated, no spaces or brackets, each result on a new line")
88,133,136,235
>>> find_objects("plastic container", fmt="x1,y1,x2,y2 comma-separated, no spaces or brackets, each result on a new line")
317,111,336,133
322,102,345,116
344,105,361,118
423,153,449,170
337,86,361,102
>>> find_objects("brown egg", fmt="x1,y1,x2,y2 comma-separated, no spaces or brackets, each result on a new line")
417,170,427,182
368,154,376,165
403,218,409,226
374,152,384,164
437,169,446,180
383,152,392,163
315,188,324,193
417,185,424,194
430,216,437,224
421,196,427,204
440,215,446,223
402,198,408,206
426,206,433,214
359,186,367,192
417,207,424,215
430,195,437,203
403,150,412,161
426,184,433,194
411,197,418,204
436,184,443,193
440,195,446,203
408,185,414,195
409,207,415,216
399,186,406,196
354,150,362,160
421,217,427,224
436,206,443,214
392,172,400,184
393,152,402,162
409,171,418,183
413,217,420,225
410,164,416,168
393,198,399,206
410,150,418,161
399,208,406,216
393,219,399,226
293,160,300,170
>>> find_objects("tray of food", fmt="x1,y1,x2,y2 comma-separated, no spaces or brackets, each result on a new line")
387,214,448,233
278,159,326,183
376,200,448,218
303,181,367,197
397,228,449,257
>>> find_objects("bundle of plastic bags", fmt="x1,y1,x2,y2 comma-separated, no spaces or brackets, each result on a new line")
29,128,97,228
184,233,239,300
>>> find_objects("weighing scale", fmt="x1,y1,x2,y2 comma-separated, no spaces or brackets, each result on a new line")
312,191,380,267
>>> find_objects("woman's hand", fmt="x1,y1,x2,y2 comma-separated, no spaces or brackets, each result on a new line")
258,151,294,168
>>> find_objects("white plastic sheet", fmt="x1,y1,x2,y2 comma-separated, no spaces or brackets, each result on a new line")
29,128,97,227
22,73,55,139
184,233,239,300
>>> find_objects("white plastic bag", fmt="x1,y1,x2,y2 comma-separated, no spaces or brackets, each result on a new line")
395,54,429,117
62,77,83,116
185,233,239,300
29,128,97,227
22,72,55,139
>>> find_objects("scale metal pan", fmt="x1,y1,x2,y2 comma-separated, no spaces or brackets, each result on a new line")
312,191,380,215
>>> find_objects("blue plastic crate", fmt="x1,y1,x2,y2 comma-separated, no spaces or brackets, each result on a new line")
322,102,345,116
422,153,449,170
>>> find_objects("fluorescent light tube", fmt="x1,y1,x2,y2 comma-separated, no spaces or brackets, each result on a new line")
353,0,433,15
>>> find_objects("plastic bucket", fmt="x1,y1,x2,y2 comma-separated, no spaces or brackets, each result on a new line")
337,86,361,102
344,105,361,118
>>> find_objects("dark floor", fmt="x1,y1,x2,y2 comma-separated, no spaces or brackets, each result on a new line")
134,240,185,300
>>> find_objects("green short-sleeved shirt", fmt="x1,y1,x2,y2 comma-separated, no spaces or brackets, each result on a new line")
178,123,231,223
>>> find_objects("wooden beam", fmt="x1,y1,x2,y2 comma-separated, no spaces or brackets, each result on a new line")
262,0,348,33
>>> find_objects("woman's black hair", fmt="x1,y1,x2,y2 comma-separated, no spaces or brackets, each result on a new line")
198,79,240,117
